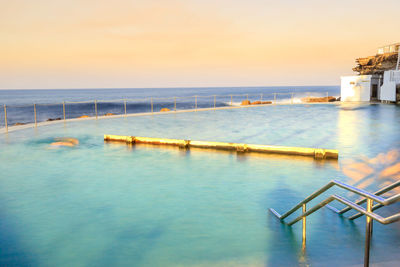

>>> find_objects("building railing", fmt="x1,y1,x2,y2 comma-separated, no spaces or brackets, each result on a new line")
389,70,400,82
270,179,400,267
1,91,333,131
377,43,400,55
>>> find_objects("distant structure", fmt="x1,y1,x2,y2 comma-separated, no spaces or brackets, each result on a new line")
377,43,400,55
341,43,400,102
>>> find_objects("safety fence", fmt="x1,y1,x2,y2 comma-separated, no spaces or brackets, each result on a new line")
1,91,333,130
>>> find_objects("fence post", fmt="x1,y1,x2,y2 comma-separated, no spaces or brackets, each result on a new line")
151,97,153,113
124,99,127,116
302,203,307,252
274,93,277,104
94,100,98,119
261,93,263,102
195,95,197,111
214,95,216,110
174,97,176,112
63,101,66,121
34,104,37,127
230,94,233,106
246,94,249,100
364,199,373,267
4,104,8,131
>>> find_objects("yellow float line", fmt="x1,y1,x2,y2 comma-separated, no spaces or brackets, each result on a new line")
104,135,338,160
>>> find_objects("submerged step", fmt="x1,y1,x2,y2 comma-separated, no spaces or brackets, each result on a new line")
104,135,339,160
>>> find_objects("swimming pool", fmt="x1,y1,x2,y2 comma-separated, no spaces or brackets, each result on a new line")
1,103,399,266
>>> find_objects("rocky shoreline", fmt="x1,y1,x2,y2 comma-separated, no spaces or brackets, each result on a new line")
241,96,339,105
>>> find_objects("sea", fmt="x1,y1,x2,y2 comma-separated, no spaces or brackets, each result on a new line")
0,86,339,128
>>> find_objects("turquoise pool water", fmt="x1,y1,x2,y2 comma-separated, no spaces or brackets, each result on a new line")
1,103,400,266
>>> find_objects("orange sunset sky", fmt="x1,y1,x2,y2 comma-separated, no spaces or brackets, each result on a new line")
1,0,399,89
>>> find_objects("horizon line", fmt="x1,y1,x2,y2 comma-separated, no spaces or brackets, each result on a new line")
0,85,340,91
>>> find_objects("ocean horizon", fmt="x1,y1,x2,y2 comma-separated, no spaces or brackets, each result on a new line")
0,86,340,105
0,86,340,128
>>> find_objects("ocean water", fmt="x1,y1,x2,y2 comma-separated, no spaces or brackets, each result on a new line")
1,102,400,266
0,86,339,128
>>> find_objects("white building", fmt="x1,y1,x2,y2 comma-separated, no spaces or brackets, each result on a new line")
380,70,400,102
340,75,381,102
341,43,400,103
341,71,399,102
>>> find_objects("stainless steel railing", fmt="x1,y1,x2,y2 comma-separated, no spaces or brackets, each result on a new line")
270,179,400,267
1,91,334,131
326,180,400,220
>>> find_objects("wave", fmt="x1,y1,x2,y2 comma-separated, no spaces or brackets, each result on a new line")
222,94,340,106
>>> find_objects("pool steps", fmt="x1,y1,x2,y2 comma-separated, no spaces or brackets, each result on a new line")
270,179,400,267
104,134,339,160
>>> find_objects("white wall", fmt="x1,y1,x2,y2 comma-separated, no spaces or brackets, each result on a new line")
380,70,399,102
341,75,372,102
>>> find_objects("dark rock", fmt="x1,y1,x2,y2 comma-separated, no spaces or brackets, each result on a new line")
47,118,61,121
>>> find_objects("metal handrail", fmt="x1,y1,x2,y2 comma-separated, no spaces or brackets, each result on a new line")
270,179,400,224
1,91,333,131
326,180,400,219
284,193,400,226
269,179,400,267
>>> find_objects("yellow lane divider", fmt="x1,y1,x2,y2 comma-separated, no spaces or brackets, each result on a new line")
104,135,338,160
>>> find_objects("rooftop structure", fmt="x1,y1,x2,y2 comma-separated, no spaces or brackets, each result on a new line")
377,43,400,55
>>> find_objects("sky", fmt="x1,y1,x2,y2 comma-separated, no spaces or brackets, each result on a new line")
0,0,399,89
